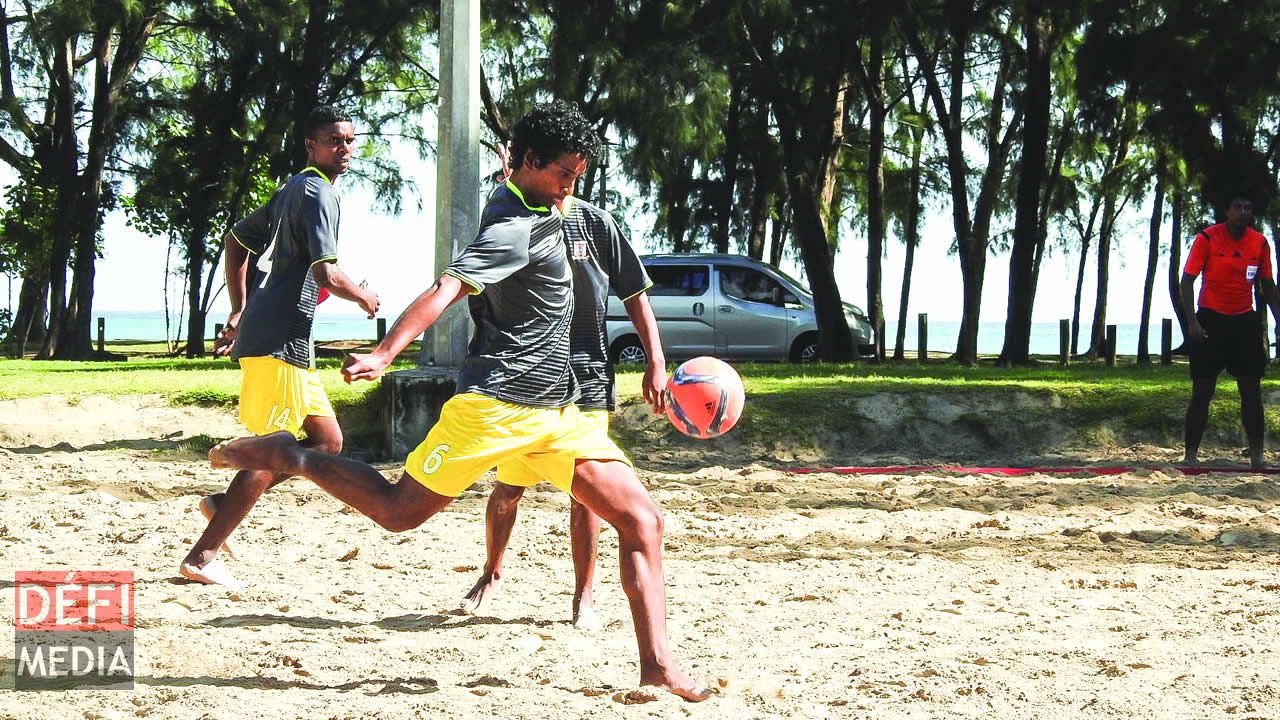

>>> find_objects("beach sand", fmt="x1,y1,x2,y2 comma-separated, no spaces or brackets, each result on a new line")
1,396,1278,719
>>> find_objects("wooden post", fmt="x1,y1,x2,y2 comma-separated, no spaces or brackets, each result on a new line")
1105,324,1117,367
97,317,105,354
877,317,886,362
377,318,387,343
917,313,927,363
1059,319,1069,366
1160,318,1172,365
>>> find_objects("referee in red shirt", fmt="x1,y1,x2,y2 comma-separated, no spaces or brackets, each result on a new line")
1180,196,1280,469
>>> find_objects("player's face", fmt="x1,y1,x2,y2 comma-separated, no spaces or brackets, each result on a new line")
523,152,588,209
1226,198,1253,230
305,121,356,178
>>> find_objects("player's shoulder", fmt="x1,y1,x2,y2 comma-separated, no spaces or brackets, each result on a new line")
566,196,615,223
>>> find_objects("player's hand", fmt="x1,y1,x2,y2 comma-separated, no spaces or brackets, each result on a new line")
495,141,513,183
212,313,240,357
1187,320,1208,343
342,350,391,383
357,281,380,319
642,360,668,415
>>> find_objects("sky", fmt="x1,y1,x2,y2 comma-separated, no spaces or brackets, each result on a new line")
6,148,1185,342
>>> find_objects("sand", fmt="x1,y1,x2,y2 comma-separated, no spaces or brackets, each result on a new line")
1,396,1279,719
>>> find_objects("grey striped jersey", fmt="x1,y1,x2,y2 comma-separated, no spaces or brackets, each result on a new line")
443,181,579,408
561,196,651,411
229,167,339,369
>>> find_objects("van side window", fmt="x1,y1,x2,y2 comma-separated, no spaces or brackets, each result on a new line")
720,267,784,305
647,265,709,297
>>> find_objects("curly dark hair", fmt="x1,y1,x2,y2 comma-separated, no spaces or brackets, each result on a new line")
303,105,353,138
509,101,600,170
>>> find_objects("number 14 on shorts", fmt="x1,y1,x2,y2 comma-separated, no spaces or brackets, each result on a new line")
267,405,292,431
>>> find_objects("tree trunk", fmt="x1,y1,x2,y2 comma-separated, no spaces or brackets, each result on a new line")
909,17,1020,364
864,36,886,363
999,1,1052,366
1166,189,1187,352
1087,194,1119,360
712,73,743,254
41,35,79,359
788,182,853,361
769,196,788,268
1138,163,1166,364
1032,104,1075,315
53,13,157,359
9,269,47,358
893,127,924,362
772,77,852,361
1071,233,1092,355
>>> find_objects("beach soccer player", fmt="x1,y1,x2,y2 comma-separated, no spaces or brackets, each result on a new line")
205,101,710,701
1181,195,1280,469
180,106,380,588
462,153,667,628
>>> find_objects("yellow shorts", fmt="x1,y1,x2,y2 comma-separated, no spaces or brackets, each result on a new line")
237,356,335,437
496,410,610,487
404,394,629,498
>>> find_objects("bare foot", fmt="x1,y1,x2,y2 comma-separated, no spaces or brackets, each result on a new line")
573,595,599,630
179,558,243,590
641,669,713,703
209,431,300,472
461,572,501,614
198,496,237,560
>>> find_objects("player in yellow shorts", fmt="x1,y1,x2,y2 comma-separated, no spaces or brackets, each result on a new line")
460,156,667,629
206,102,709,702
179,106,380,589
405,396,626,497
236,356,335,436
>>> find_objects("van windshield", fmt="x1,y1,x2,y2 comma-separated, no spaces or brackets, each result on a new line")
763,264,812,298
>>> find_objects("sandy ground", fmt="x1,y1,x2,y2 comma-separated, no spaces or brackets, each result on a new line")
1,396,1279,719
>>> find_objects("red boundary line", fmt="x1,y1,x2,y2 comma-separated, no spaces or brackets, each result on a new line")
788,465,1280,477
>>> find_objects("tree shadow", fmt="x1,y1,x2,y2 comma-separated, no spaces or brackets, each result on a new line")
5,437,224,454
205,612,560,632
134,673,439,694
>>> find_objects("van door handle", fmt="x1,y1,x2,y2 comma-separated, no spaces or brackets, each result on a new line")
693,302,704,316
718,305,732,313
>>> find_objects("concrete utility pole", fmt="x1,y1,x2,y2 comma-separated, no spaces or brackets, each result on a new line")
386,0,481,458
419,0,481,368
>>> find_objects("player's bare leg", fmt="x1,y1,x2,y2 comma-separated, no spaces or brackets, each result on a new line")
181,416,342,587
209,431,453,532
571,459,711,703
1183,376,1217,465
569,497,602,629
1238,376,1266,469
463,483,526,613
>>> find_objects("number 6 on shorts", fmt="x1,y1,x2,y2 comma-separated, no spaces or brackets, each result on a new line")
421,444,450,474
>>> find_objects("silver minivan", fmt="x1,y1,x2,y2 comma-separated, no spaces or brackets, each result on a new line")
606,253,876,363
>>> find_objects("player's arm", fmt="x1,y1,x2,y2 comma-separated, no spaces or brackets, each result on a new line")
312,261,379,318
623,292,667,413
214,230,251,357
1180,273,1205,342
342,274,471,383
1260,276,1280,331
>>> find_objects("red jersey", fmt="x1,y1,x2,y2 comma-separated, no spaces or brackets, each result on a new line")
1184,223,1273,315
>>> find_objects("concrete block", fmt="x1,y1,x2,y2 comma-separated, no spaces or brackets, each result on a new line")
382,367,457,460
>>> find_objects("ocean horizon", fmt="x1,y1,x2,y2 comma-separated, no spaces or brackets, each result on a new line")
91,309,1188,356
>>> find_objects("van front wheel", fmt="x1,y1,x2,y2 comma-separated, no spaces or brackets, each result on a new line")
791,333,820,363
610,337,648,365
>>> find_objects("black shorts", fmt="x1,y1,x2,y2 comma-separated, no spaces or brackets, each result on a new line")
1189,309,1267,379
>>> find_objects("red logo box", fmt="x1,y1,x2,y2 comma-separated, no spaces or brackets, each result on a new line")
15,571,134,632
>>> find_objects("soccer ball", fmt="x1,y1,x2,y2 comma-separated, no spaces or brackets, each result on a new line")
664,356,745,439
